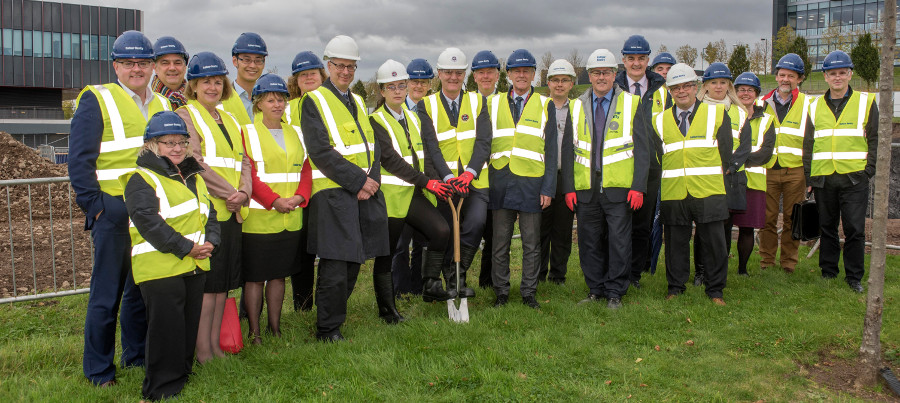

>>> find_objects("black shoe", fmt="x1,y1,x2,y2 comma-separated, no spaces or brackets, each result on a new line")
607,297,623,310
549,278,566,285
738,270,750,277
316,332,344,343
693,274,704,287
630,280,642,289
822,273,837,279
848,281,864,293
578,293,603,304
493,294,509,307
522,296,540,309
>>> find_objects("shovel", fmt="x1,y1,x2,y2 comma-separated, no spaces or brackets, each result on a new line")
447,198,469,323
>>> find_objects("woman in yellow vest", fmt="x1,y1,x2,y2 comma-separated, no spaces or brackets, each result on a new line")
732,72,776,276
175,52,250,363
121,111,218,400
369,60,456,322
241,74,312,344
284,51,326,312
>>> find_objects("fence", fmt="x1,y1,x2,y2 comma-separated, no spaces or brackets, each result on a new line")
0,106,66,120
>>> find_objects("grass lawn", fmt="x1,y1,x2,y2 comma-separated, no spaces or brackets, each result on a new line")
1,240,899,401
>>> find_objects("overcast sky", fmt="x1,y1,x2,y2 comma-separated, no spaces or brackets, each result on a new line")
88,0,773,82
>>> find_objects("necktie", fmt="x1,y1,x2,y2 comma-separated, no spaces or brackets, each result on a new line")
593,98,607,170
679,111,690,135
449,101,459,126
633,82,642,97
342,92,355,115
514,96,524,124
399,117,420,171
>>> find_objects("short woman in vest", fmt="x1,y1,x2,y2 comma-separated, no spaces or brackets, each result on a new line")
284,51,326,312
122,111,219,400
175,52,250,363
241,74,312,344
369,60,456,322
732,74,776,275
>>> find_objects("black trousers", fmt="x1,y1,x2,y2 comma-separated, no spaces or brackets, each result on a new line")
576,186,633,298
391,225,426,295
315,259,360,337
630,168,661,281
139,272,205,401
439,189,488,272
664,220,728,298
374,192,450,275
539,171,574,282
291,210,317,310
478,209,493,287
814,173,869,283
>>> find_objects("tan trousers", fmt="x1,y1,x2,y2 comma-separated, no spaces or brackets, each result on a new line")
759,167,806,270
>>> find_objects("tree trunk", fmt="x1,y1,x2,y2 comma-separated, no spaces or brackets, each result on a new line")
856,0,895,389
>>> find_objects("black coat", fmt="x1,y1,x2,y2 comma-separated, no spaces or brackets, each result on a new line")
124,151,220,260
300,79,389,263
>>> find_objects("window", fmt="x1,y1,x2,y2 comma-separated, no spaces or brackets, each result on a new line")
99,35,107,61
866,3,878,23
819,9,829,28
789,11,798,29
72,34,80,59
33,30,42,56
2,29,11,56
90,35,98,60
13,29,22,56
831,6,842,24
798,10,808,30
43,31,51,58
23,30,31,57
52,32,61,58
842,5,854,24
853,4,865,26
81,34,89,59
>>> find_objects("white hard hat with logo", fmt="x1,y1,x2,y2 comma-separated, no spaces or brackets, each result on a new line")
376,59,410,83
586,49,618,70
666,63,699,87
547,59,576,78
323,35,360,61
437,47,467,70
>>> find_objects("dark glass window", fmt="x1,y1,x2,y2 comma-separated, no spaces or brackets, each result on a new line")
2,29,11,56
13,29,21,56
52,32,61,58
62,33,70,58
43,31,51,58
853,4,865,25
23,30,31,57
99,35,107,61
33,30,42,56
797,10,807,29
831,6,842,24
81,34,88,59
90,35,98,60
71,34,79,59
842,5,854,24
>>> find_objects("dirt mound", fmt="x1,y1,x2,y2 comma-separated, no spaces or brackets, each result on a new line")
0,131,67,180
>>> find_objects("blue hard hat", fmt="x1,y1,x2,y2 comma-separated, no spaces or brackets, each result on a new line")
291,51,324,74
822,50,854,71
110,30,154,60
702,62,733,82
622,35,651,55
775,53,805,75
506,49,536,70
407,58,434,79
232,32,268,56
144,111,189,141
186,52,228,80
252,73,289,97
471,50,500,70
734,72,761,92
153,36,188,61
651,52,677,67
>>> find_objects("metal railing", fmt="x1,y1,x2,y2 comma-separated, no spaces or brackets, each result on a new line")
0,106,67,120
0,176,91,304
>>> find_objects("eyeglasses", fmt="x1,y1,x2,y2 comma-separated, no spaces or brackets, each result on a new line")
408,80,430,86
157,140,189,148
329,60,357,72
549,78,573,84
117,60,152,69
384,84,408,92
589,69,614,77
157,59,185,67
669,82,697,93
736,87,758,94
237,56,266,66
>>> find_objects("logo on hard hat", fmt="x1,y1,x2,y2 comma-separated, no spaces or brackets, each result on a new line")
392,71,397,77
783,61,795,66
202,65,218,70
125,46,145,51
160,45,175,49
297,61,309,66
451,56,457,62
597,56,606,61
461,114,469,122
163,123,180,127
248,44,261,48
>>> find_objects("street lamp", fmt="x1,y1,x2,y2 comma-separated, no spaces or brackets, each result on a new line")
761,38,768,75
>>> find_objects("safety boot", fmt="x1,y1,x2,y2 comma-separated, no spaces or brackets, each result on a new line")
422,249,452,302
455,245,479,298
373,272,405,324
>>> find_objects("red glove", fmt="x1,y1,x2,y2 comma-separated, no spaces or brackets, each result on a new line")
426,180,454,202
447,172,475,196
565,192,577,212
627,190,644,211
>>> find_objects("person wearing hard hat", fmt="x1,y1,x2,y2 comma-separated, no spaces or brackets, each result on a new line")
651,52,677,80
174,52,250,362
732,72,776,276
538,59,578,286
69,30,172,388
470,49,501,289
120,110,218,400
693,63,753,284
241,73,312,342
560,50,648,309
417,47,493,302
803,50,878,293
757,53,813,274
370,60,456,322
151,36,189,109
486,48,558,309
284,50,326,312
300,35,389,342
390,57,436,298
651,63,738,306
646,51,677,276
615,35,671,291
221,32,268,127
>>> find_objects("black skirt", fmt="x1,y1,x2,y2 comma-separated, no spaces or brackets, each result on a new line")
205,215,243,293
242,229,303,282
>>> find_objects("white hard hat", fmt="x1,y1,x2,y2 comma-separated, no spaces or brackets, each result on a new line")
323,35,360,61
376,59,409,83
436,47,467,70
586,49,617,70
666,63,699,87
547,59,576,78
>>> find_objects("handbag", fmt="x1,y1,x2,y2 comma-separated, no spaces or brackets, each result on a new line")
219,297,244,354
791,193,820,241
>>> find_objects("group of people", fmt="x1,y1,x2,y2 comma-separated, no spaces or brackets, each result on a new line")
67,29,877,400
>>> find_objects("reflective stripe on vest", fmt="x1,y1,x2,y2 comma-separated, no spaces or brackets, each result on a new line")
809,91,872,176
184,102,246,221
651,86,668,115
599,92,640,189
654,103,725,201
372,107,436,218
423,92,487,188
571,98,593,191
242,120,306,234
219,92,252,127
767,93,809,167
746,114,774,191
306,88,375,195
488,92,550,177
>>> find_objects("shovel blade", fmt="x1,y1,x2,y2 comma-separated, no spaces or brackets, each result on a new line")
447,298,469,323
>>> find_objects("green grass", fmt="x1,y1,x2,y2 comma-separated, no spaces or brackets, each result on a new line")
1,241,899,401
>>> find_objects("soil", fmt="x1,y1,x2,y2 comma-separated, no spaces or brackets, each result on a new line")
799,350,900,402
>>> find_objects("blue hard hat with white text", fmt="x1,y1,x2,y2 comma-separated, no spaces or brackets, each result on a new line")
822,50,854,71
471,50,500,70
734,72,761,92
291,51,324,74
186,52,228,80
144,111,189,142
651,52,676,67
622,35,651,55
702,62,733,82
153,36,188,61
110,31,154,60
407,58,434,79
775,53,805,75
232,32,268,56
506,49,536,70
252,73,290,97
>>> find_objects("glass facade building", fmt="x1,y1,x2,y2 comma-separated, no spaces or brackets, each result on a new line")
773,0,898,69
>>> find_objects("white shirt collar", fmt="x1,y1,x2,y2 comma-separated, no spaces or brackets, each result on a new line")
626,75,649,95
119,82,152,118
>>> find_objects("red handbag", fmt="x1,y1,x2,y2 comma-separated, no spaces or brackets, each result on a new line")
219,297,244,354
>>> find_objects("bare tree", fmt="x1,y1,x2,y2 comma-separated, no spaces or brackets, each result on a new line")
266,66,279,75
856,0,895,388
750,42,767,74
821,21,856,54
566,49,585,85
713,39,729,63
540,51,554,86
701,42,718,67
675,44,698,68
658,44,668,53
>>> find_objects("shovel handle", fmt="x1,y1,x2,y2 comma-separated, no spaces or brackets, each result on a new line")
448,198,464,263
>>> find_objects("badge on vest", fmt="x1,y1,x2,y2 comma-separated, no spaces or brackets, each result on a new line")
461,114,469,122
609,121,619,131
